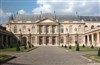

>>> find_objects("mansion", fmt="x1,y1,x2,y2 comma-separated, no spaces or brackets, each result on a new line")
6,14,100,46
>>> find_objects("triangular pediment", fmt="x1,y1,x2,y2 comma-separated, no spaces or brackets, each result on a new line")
40,19,55,23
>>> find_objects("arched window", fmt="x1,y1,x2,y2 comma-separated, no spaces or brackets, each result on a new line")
60,37,64,43
78,25,81,32
32,26,35,32
13,25,17,33
85,25,88,28
60,25,63,33
69,25,72,33
97,25,100,27
91,25,94,29
23,25,26,33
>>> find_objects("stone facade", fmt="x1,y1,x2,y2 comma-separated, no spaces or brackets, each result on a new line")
6,15,100,46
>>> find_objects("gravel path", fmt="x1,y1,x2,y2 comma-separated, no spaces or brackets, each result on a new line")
1,46,98,65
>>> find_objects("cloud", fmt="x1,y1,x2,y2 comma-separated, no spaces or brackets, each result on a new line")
18,9,26,14
0,9,11,17
32,0,100,15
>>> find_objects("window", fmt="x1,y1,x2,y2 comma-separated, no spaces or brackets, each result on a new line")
60,37,64,43
74,28,77,32
91,25,94,29
32,26,35,32
46,26,49,33
13,25,17,33
78,25,81,32
60,25,63,33
32,37,35,43
69,36,73,43
52,26,56,33
66,28,68,33
78,36,81,44
23,25,26,33
69,25,72,33
39,25,42,33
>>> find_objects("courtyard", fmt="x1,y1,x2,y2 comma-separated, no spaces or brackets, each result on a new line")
1,46,100,65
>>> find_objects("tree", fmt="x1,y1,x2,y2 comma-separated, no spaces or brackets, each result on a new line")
98,48,100,56
69,45,72,49
76,43,80,51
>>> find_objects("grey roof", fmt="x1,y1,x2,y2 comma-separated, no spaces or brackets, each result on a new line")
11,14,100,22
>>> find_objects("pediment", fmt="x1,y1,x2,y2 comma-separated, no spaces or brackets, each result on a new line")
37,18,58,23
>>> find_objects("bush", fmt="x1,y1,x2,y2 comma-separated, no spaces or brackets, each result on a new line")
98,48,100,56
76,43,80,51
62,45,63,47
69,45,72,49
91,45,94,48
82,44,85,48
65,45,67,48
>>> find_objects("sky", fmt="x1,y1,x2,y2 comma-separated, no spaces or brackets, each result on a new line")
0,0,100,24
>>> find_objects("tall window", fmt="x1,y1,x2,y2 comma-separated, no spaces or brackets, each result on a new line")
69,36,73,43
78,25,81,32
60,25,63,33
32,26,35,32
60,37,64,43
39,25,42,33
52,26,56,33
23,25,26,33
32,37,35,43
13,25,17,33
46,26,49,33
69,25,72,33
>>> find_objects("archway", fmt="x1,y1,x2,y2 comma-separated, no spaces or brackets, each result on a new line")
22,37,27,46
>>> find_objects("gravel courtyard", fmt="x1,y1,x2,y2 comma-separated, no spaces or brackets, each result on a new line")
1,46,98,65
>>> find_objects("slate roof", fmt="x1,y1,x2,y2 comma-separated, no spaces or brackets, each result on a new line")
10,13,100,22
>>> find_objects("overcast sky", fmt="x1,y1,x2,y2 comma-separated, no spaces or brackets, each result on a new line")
0,0,100,24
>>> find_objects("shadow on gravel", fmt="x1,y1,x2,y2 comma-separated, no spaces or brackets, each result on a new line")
1,62,31,65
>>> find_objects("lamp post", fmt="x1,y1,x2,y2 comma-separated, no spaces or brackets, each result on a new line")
19,28,22,43
28,28,32,48
67,32,69,46
59,23,60,46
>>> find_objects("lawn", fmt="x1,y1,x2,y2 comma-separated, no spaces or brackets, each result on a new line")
84,54,100,63
0,46,37,52
64,46,99,52
0,55,15,63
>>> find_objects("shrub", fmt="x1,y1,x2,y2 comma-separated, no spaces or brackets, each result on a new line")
65,45,67,48
98,48,100,56
69,45,72,49
82,44,85,48
91,45,94,48
76,43,80,51
62,45,63,47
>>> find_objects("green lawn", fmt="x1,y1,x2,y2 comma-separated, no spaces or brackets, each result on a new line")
0,46,37,52
64,46,99,51
84,54,100,63
0,55,12,62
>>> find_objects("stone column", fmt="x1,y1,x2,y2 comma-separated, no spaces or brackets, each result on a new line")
91,34,94,46
50,26,52,34
97,32,100,46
